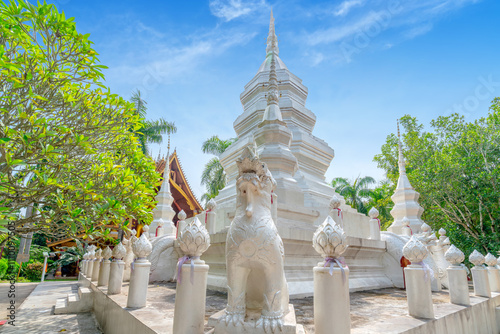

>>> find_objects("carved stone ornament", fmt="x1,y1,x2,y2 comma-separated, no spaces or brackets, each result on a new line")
368,207,379,219
485,253,498,267
178,217,210,257
143,225,150,234
421,222,431,232
83,253,88,260
312,215,347,258
402,236,429,263
329,195,341,211
207,198,217,211
444,244,465,265
402,216,410,227
157,218,165,227
132,234,153,259
469,250,485,267
438,228,446,237
95,248,102,260
112,242,127,260
178,209,187,221
102,246,112,260
88,248,96,260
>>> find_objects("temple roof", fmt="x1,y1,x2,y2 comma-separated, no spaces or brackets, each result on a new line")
155,150,203,222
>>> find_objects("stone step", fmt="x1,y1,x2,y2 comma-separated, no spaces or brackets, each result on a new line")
78,287,91,299
54,298,68,315
67,292,79,304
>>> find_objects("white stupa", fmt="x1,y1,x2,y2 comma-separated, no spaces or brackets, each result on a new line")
150,159,176,236
387,121,425,235
214,10,366,234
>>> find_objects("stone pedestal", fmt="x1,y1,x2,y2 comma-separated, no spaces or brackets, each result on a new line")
405,264,434,319
108,260,125,295
156,226,164,237
92,260,100,282
98,260,111,287
486,267,500,293
209,304,299,334
126,259,151,308
206,211,216,235
313,265,350,334
471,266,491,298
173,260,209,334
447,266,470,306
82,260,88,276
87,260,94,279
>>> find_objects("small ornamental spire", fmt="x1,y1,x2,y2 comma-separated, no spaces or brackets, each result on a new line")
397,119,406,175
266,9,279,56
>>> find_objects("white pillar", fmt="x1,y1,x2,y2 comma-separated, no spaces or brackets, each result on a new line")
98,260,111,287
173,217,211,334
108,260,125,295
368,207,380,240
173,258,209,334
402,236,434,319
92,259,100,282
126,259,151,308
126,234,153,308
206,211,216,235
445,245,469,306
405,264,434,318
313,264,350,334
87,259,94,279
447,266,470,306
108,242,127,295
471,267,491,298
469,250,491,298
177,210,187,237
486,267,500,293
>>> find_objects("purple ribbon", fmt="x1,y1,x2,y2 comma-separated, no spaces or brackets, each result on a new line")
177,256,195,285
324,257,348,282
414,261,434,282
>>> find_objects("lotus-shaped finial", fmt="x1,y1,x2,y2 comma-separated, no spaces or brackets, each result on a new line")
88,248,96,260
421,222,430,232
95,248,102,260
112,242,127,260
469,250,485,267
132,234,153,259
102,246,112,260
485,253,497,267
312,216,347,258
207,198,217,211
368,207,379,219
438,228,446,237
402,216,410,227
329,195,341,210
178,209,187,220
178,217,210,257
402,236,428,264
444,244,464,266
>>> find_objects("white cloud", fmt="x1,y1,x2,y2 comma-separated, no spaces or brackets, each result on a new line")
334,0,364,17
209,0,266,22
404,23,433,39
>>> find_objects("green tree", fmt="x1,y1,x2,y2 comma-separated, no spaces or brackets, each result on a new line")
374,101,500,256
331,176,375,214
200,136,235,204
130,90,176,155
366,180,394,230
0,1,159,240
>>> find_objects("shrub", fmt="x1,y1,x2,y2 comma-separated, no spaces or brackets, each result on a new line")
22,262,44,281
0,259,7,278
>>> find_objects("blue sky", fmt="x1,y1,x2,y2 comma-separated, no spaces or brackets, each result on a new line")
50,0,500,199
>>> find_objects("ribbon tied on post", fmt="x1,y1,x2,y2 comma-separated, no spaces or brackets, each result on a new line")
177,255,195,285
324,256,348,282
414,261,434,282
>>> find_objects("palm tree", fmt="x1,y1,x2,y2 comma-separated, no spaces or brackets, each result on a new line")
200,136,236,205
366,180,394,230
331,176,375,214
130,90,176,155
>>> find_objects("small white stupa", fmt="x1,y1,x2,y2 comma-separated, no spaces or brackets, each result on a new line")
387,120,425,235
150,146,176,236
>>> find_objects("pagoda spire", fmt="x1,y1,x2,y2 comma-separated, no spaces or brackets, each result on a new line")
397,119,406,175
261,52,284,124
266,9,279,56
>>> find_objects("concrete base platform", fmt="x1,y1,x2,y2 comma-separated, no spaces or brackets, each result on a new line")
208,305,305,334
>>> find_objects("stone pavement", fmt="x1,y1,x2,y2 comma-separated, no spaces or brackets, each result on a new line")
0,282,38,322
0,281,101,334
